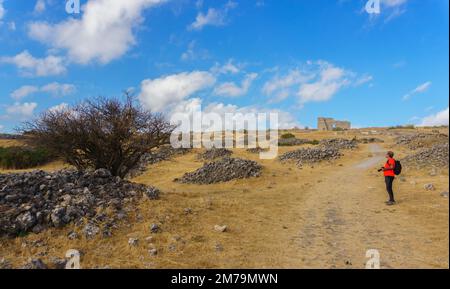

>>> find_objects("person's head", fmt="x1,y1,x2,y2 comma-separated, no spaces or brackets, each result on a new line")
386,151,394,159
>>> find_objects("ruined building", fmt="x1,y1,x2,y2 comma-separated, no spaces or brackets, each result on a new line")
317,117,351,131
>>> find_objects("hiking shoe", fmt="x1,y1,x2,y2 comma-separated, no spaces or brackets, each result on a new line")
386,201,396,206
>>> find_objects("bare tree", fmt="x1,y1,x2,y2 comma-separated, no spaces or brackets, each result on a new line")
24,94,175,178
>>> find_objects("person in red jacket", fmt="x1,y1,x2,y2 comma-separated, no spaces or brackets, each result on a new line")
379,151,396,206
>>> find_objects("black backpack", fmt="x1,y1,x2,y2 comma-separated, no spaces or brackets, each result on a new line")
394,160,402,176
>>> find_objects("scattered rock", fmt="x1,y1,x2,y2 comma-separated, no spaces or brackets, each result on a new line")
319,138,358,150
148,248,158,256
150,223,160,234
395,133,448,150
128,238,139,247
278,138,313,147
0,169,161,237
168,244,177,252
67,231,79,240
0,258,12,269
21,258,48,269
356,138,384,144
246,147,269,154
403,143,449,169
116,211,127,220
214,243,224,252
171,235,182,242
0,133,23,140
144,187,160,200
16,211,37,232
175,157,262,185
49,257,67,269
126,146,191,178
83,223,100,239
429,168,438,176
440,192,449,198
279,147,342,167
198,148,233,161
424,184,436,191
214,225,227,232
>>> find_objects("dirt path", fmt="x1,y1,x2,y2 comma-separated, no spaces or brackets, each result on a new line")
287,144,448,268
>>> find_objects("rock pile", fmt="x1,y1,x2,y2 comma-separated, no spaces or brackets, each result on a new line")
246,147,269,154
279,147,342,167
356,138,384,144
0,169,160,237
127,146,191,178
319,138,358,150
175,157,262,184
145,146,191,165
403,143,449,169
395,133,448,150
0,133,23,140
197,148,233,161
278,138,313,147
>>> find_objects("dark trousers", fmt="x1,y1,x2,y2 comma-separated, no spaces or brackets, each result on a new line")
385,176,395,202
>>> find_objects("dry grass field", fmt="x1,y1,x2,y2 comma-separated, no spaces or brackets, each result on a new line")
0,128,448,269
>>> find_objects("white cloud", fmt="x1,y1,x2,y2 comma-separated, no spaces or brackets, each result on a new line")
382,0,408,8
28,0,169,65
214,73,257,97
0,51,66,77
262,69,308,98
189,8,226,30
5,102,38,119
139,71,216,112
202,102,300,129
188,1,237,31
211,59,243,75
414,82,431,93
419,107,449,127
371,0,409,23
11,85,40,100
41,82,76,97
298,63,350,104
0,124,4,132
413,82,432,93
169,98,300,131
403,81,432,101
181,41,196,61
263,61,359,105
48,103,69,113
34,0,46,14
181,40,209,61
7,21,16,31
354,74,373,86
10,82,76,100
0,0,5,21
170,98,202,116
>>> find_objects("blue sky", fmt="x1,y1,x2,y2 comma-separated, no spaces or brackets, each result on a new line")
0,0,448,132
